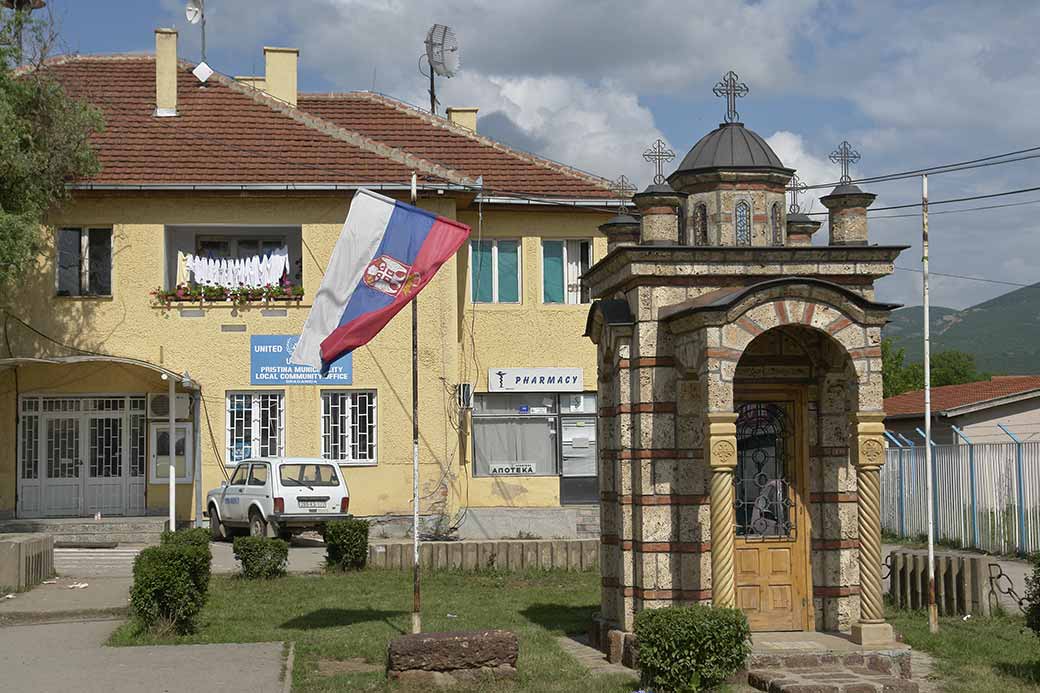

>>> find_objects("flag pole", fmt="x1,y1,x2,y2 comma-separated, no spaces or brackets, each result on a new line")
922,173,938,633
410,172,422,635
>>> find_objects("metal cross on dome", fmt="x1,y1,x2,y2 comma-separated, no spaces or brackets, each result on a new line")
610,174,637,210
713,70,749,123
788,173,808,214
643,139,675,185
829,140,861,185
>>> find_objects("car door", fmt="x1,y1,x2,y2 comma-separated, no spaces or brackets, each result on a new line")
222,463,250,523
243,462,271,518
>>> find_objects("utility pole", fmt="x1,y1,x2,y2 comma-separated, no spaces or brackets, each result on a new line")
410,172,422,635
922,173,938,633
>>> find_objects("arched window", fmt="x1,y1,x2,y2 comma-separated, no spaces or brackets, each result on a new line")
771,202,783,246
735,200,751,246
694,203,708,245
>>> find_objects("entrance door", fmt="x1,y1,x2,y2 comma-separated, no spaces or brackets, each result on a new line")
732,393,811,631
42,415,83,517
560,415,598,504
84,413,124,515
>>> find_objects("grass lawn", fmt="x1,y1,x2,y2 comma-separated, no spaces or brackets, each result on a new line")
889,608,1040,692
109,569,639,693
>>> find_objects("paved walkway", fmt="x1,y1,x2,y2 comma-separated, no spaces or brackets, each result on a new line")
556,635,638,680
0,619,285,693
0,575,131,624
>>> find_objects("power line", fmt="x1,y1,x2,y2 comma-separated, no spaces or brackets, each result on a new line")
868,197,1040,220
806,184,1040,217
893,265,1037,288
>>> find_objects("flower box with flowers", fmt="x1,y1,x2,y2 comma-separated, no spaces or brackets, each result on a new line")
151,279,305,308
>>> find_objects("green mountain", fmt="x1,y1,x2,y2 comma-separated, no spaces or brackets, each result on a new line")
883,282,1040,374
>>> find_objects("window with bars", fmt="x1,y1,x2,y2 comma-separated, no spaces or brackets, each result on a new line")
57,228,112,296
226,392,285,464
771,202,784,246
321,391,377,464
542,239,591,304
735,200,752,246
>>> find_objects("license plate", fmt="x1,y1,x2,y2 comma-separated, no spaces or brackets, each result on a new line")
299,500,326,509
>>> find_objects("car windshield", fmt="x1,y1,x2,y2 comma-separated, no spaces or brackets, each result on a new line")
279,463,340,487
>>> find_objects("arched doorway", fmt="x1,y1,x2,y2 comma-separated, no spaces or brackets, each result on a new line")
731,324,859,631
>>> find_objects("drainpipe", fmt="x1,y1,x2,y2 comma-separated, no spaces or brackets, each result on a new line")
951,425,978,550
184,372,202,529
997,423,1026,555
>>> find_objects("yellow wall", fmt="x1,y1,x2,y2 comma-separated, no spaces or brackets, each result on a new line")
0,192,608,524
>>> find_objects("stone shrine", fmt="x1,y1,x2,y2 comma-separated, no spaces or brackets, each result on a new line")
585,74,906,662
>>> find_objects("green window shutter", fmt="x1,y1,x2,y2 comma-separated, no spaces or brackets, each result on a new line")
542,241,564,303
471,240,493,302
497,240,519,303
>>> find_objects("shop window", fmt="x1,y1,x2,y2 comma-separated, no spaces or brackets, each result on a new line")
57,228,112,296
226,392,284,464
542,239,591,304
470,239,520,303
321,390,377,465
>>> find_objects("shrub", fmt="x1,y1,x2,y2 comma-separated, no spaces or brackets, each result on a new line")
161,527,211,548
1024,558,1040,636
324,518,369,571
634,605,751,692
130,543,210,634
232,536,288,579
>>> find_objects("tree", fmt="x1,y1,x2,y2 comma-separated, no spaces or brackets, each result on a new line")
881,338,989,398
0,8,103,292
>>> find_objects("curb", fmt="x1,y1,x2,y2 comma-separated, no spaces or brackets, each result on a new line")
0,606,128,626
283,641,296,693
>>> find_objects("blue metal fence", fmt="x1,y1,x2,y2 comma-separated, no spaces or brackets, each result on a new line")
881,434,1040,555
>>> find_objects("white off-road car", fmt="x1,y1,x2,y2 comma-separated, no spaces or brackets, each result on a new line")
207,458,351,540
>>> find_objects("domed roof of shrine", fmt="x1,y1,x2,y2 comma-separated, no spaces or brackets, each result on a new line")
673,122,789,174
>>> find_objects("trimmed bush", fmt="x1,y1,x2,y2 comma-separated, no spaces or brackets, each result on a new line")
130,543,210,634
634,605,751,692
324,518,369,571
232,536,288,579
161,527,211,548
1024,558,1040,636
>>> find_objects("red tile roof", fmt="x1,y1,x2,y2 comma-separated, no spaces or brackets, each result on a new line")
39,54,616,199
884,376,1040,417
43,55,463,188
298,92,616,198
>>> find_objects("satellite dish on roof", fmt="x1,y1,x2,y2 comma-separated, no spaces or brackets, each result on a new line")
185,0,202,24
420,24,460,116
425,24,460,77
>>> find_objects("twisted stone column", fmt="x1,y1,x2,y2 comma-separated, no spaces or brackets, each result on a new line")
707,412,739,608
851,412,894,645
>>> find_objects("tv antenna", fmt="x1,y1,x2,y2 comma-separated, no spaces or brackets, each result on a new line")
185,0,206,63
420,24,460,115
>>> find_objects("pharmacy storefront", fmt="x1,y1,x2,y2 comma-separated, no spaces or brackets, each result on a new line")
473,368,598,504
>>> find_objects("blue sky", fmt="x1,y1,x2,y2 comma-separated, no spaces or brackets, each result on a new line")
44,0,1040,309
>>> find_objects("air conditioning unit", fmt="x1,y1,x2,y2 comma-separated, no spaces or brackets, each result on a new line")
456,383,473,409
147,393,192,421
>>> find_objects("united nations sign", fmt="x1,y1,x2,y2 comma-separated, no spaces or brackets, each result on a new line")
251,335,352,385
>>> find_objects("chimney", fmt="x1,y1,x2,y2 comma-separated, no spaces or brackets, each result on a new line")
263,47,298,106
154,28,178,117
446,107,478,131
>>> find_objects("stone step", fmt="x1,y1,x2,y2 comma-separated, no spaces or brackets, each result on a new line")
0,519,169,546
45,532,165,545
748,668,918,692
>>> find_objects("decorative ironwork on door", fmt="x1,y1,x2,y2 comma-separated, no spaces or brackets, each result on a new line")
735,402,794,539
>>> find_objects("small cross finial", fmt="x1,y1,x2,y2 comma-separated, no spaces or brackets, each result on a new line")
788,173,808,213
610,175,636,210
829,140,861,185
713,70,749,123
643,139,675,185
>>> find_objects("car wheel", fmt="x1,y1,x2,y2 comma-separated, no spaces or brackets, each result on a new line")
277,527,293,542
249,510,271,538
209,506,227,541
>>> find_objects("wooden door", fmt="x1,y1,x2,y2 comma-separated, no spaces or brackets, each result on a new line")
732,391,811,631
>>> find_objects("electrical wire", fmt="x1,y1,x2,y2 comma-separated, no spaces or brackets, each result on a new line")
867,197,1040,220
893,266,1037,289
805,184,1040,217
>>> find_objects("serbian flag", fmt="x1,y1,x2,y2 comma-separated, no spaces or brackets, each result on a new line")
290,189,470,372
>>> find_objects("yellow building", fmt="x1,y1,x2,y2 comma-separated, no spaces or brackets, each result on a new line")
0,29,622,539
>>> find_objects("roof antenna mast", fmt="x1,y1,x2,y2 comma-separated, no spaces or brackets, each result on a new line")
420,24,460,115
185,0,206,63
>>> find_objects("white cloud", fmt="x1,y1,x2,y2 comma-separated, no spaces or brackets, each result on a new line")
766,131,833,217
